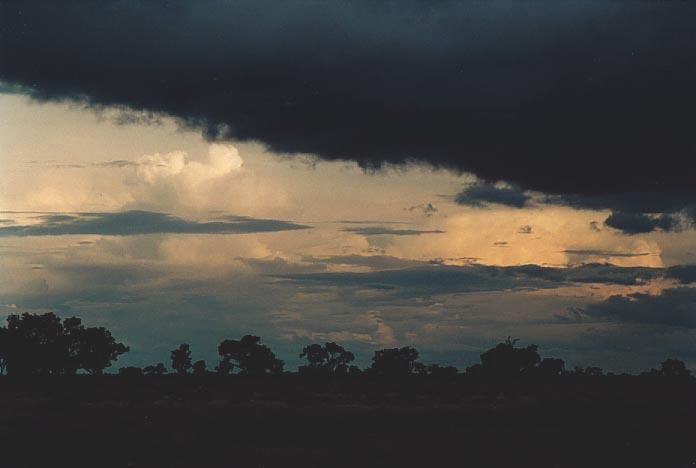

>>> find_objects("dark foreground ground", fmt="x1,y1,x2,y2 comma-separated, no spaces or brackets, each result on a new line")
1,376,694,468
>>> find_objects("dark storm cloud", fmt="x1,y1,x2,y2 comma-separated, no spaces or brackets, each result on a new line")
603,211,683,235
0,211,310,236
455,184,530,208
666,265,696,285
342,227,445,236
3,0,696,212
583,288,696,329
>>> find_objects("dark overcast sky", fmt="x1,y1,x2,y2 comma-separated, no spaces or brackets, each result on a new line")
2,0,696,212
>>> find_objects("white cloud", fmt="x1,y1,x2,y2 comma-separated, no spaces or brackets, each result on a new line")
135,143,243,185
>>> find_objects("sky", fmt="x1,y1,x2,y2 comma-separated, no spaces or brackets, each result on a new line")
1,0,696,372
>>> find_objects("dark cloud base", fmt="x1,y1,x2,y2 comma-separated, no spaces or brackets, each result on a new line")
3,0,696,214
453,182,695,234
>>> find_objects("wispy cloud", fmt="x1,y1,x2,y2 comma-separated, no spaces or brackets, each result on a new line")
563,249,652,258
343,227,445,236
272,263,666,298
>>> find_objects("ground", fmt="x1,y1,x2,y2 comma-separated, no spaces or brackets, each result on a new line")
1,376,694,468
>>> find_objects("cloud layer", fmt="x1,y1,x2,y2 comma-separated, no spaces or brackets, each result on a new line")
343,227,445,237
584,288,696,329
0,211,310,236
3,0,696,214
273,262,668,298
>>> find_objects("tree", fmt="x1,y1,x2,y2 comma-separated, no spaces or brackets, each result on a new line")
659,359,691,380
478,337,540,379
171,344,192,375
299,342,355,376
370,346,421,377
143,363,167,375
72,326,129,375
4,312,65,376
217,335,284,375
61,316,85,374
192,359,207,376
0,312,128,377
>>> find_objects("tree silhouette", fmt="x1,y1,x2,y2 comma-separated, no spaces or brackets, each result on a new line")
217,335,284,375
477,337,541,379
370,346,422,377
192,359,207,376
171,343,192,375
61,317,84,374
143,363,167,375
659,359,691,379
299,342,355,376
0,312,128,377
4,312,65,376
72,326,129,375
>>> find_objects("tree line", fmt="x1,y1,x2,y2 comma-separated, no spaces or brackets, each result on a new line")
0,312,692,381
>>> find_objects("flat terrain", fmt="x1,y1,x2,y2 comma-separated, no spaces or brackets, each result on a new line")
1,377,694,468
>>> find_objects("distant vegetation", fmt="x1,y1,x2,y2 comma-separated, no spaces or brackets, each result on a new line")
0,312,692,382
